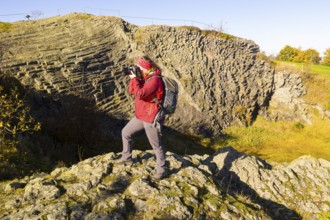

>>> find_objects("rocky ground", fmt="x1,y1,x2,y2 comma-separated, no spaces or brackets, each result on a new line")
1,147,329,220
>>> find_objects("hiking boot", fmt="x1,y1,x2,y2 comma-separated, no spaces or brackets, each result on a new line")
114,158,133,165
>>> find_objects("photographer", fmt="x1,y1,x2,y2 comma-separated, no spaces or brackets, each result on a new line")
115,56,167,180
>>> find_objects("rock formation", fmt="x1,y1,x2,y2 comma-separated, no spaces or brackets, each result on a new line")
1,147,329,219
261,71,330,123
0,13,274,136
262,71,308,123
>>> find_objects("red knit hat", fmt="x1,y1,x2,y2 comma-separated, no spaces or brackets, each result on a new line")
137,58,152,69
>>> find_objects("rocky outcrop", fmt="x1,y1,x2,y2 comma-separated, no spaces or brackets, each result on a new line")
0,13,274,136
1,147,329,219
261,71,309,123
261,71,330,123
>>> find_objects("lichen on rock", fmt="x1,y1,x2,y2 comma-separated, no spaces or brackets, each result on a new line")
0,147,329,219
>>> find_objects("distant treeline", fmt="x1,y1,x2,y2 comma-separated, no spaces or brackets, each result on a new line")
277,45,330,65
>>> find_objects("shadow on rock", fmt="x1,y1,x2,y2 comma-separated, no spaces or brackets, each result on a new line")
209,146,302,220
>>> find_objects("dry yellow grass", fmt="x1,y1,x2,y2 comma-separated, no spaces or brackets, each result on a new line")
302,74,330,109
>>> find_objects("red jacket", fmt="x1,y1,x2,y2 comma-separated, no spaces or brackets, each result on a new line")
129,70,164,123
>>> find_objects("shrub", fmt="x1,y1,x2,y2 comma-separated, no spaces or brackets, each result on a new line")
0,22,14,32
0,76,41,179
293,122,304,130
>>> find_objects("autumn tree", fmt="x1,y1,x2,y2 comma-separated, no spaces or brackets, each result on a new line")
321,48,330,66
0,84,40,138
277,45,321,64
277,45,300,61
293,48,320,64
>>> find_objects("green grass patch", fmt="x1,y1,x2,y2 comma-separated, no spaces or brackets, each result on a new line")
274,60,330,76
311,64,330,75
210,116,330,163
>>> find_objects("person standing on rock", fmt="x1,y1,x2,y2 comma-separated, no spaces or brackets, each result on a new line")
115,56,167,180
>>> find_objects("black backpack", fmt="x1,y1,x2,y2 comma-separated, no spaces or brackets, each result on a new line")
151,76,178,115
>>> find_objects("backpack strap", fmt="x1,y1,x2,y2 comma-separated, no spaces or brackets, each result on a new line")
145,75,163,107
145,75,165,125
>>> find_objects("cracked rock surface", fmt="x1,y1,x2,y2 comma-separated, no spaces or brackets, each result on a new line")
1,147,329,219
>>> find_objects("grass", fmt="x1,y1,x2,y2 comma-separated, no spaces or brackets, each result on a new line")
211,116,330,163
301,71,330,110
274,60,330,76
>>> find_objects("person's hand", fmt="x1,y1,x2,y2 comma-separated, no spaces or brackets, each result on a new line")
129,70,136,79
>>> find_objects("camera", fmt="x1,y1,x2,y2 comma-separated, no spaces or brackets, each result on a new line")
122,65,142,79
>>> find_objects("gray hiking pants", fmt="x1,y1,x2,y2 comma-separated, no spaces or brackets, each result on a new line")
121,117,166,174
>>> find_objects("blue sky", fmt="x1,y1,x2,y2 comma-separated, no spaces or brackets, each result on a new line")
1,0,329,56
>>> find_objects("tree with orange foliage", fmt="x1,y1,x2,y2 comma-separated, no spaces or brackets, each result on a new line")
321,48,330,66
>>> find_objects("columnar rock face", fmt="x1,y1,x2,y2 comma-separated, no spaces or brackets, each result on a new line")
0,13,274,136
1,147,329,219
